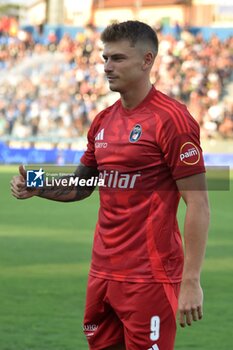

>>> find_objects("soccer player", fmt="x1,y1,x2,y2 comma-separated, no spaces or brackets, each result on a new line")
11,21,210,350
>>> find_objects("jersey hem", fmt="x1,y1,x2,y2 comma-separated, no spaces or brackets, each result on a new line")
89,271,182,284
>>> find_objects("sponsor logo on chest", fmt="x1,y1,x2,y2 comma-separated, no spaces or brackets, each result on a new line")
99,170,141,189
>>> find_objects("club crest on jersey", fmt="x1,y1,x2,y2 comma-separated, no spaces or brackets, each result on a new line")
129,124,142,143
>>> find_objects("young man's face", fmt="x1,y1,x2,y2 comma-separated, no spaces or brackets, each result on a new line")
102,39,148,93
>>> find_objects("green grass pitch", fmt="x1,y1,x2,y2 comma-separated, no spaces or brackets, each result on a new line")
0,166,232,349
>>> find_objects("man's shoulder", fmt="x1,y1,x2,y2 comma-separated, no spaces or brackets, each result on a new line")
150,88,198,133
151,88,187,113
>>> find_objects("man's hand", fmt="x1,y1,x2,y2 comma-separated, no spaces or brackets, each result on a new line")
11,165,39,199
178,278,203,327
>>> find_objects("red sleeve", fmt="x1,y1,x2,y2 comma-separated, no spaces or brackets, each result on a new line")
157,107,205,180
80,111,105,168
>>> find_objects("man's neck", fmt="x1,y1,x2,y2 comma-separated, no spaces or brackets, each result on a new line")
120,81,153,110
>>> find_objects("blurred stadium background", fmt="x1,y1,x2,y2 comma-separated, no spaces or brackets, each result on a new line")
0,1,232,349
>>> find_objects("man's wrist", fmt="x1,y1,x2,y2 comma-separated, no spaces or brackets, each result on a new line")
182,276,201,284
182,264,202,282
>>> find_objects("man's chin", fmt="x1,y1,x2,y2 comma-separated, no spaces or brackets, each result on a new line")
109,83,121,92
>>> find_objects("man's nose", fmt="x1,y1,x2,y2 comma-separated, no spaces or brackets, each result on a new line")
104,59,113,73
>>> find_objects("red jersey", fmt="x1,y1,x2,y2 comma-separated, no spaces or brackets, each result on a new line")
81,86,205,283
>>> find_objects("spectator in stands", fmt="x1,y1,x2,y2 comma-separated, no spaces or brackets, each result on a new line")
219,99,233,138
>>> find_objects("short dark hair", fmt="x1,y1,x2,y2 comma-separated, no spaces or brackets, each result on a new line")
101,20,159,55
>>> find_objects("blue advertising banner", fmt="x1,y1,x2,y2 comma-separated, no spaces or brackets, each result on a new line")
0,142,233,166
0,142,83,165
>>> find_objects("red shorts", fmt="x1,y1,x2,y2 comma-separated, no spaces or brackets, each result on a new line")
83,276,180,350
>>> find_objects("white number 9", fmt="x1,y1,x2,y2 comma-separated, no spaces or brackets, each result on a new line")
150,316,160,341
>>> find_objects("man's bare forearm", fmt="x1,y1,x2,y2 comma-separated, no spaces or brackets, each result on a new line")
36,179,93,202
182,196,210,281
36,164,99,202
177,173,210,280
176,173,210,327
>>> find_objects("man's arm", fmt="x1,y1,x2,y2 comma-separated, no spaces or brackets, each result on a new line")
11,164,99,202
176,173,210,327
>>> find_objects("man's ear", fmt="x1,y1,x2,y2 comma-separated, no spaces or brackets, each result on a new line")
142,51,155,70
